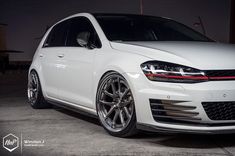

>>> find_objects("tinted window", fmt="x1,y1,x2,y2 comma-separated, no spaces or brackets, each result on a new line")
43,20,70,47
95,15,212,42
66,17,101,48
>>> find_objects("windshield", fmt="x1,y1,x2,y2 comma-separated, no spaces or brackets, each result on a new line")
94,14,212,42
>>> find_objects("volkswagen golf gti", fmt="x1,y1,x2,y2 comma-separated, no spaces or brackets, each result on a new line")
28,13,235,137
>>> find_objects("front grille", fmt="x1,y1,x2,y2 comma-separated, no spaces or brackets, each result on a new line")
205,70,235,77
202,102,235,120
150,99,201,123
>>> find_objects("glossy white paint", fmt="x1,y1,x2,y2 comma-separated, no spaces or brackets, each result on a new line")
110,41,235,70
29,13,235,133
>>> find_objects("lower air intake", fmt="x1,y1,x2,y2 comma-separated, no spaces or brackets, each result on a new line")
150,99,201,123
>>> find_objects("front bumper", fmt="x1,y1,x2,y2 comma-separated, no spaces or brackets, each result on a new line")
124,72,235,134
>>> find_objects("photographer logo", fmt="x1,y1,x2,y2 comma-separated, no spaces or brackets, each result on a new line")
2,133,19,152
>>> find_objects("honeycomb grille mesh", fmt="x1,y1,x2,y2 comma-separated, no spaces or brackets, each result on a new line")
202,102,235,120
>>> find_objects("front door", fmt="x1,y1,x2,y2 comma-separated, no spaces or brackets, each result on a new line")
57,16,102,109
39,20,70,98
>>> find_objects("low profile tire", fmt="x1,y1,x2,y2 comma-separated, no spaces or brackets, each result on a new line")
96,72,138,137
27,70,51,109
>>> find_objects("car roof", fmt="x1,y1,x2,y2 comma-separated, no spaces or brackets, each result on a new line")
91,13,171,20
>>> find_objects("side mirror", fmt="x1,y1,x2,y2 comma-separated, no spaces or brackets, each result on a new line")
76,31,91,48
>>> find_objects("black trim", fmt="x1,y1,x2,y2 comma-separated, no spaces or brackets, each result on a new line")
137,123,235,134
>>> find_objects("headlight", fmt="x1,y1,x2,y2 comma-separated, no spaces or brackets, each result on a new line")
141,61,208,83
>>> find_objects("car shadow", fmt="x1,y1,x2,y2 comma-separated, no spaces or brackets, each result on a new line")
53,105,101,126
128,130,235,149
147,133,235,149
53,106,235,149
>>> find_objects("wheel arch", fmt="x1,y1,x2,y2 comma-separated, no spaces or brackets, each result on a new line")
94,68,137,109
28,65,47,98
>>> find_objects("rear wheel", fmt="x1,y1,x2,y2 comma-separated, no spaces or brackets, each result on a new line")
96,72,138,137
27,70,51,109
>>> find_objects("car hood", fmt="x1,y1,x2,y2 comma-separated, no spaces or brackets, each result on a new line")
110,41,235,70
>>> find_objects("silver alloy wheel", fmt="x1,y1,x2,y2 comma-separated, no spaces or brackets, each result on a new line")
27,72,39,105
97,74,134,132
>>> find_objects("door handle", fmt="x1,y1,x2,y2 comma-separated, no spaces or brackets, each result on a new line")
39,54,43,57
57,54,64,58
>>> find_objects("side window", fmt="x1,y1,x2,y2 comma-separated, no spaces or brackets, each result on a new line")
66,17,101,48
43,20,70,47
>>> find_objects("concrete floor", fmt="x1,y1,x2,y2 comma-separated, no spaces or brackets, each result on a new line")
0,71,235,156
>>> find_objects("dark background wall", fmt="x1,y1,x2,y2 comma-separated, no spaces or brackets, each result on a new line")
0,0,232,61
230,0,235,43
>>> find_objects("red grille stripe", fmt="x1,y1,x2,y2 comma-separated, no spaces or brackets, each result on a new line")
145,73,209,80
145,74,235,81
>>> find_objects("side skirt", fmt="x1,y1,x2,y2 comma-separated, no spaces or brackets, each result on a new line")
46,98,98,119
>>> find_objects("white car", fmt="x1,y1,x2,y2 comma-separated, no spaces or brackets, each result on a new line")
28,13,235,137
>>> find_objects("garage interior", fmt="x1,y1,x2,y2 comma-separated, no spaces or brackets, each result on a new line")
1,0,235,155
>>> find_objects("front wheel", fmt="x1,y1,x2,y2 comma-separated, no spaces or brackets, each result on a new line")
96,72,138,137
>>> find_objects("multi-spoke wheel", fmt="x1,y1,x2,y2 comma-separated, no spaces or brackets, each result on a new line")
28,70,51,109
96,72,138,137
